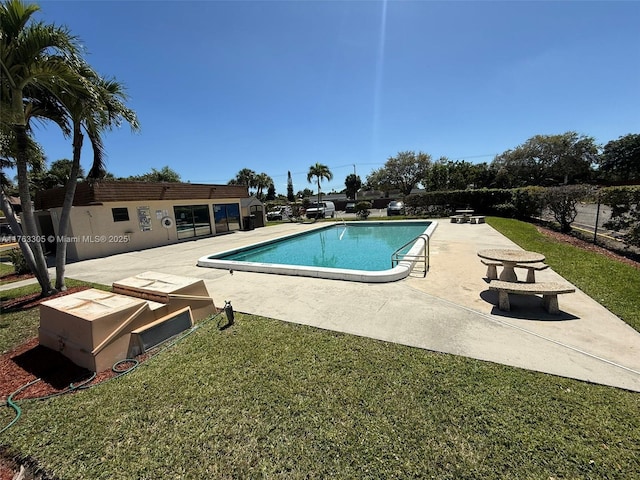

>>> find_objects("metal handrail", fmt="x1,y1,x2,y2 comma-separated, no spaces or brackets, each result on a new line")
391,233,430,277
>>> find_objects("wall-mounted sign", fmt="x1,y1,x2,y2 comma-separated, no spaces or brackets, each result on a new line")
137,206,152,231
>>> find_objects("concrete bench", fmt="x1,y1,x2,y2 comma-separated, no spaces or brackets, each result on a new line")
450,215,467,223
488,280,575,314
481,259,549,283
469,215,485,224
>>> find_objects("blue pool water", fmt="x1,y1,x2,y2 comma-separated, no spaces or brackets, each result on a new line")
211,221,430,271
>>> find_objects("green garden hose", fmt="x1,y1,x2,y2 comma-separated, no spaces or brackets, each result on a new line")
0,378,41,436
0,311,223,434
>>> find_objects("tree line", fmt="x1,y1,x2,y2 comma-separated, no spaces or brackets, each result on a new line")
366,132,639,197
229,131,638,202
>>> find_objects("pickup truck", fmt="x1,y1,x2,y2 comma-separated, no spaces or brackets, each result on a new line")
266,206,292,221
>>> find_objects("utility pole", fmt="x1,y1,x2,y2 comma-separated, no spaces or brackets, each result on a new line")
353,164,357,201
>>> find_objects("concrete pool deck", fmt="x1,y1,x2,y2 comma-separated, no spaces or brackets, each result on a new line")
13,220,640,392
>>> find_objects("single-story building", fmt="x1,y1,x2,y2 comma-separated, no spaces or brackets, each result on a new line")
34,181,261,261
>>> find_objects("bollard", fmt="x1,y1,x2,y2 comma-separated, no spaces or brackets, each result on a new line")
223,300,234,327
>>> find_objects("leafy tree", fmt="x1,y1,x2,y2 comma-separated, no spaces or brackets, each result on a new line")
422,157,450,191
601,186,640,247
423,158,492,191
365,167,394,197
286,171,295,202
266,183,276,201
598,133,640,183
49,158,84,185
125,166,180,182
491,132,597,188
368,151,431,196
544,185,591,233
30,158,85,191
0,0,84,295
344,173,361,200
307,163,333,211
297,188,313,199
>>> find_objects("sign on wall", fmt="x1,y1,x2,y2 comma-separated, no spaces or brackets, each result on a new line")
137,206,152,231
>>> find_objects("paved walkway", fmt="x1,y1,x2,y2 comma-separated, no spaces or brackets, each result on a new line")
6,221,640,392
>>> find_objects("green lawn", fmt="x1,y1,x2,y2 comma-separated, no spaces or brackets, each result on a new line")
1,218,639,479
0,262,14,280
486,217,640,332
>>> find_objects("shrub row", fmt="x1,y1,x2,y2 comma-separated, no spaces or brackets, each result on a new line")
405,185,639,246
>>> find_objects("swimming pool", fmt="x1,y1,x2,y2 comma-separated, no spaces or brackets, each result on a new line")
197,220,438,282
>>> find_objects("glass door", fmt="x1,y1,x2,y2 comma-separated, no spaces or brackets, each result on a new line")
173,205,212,240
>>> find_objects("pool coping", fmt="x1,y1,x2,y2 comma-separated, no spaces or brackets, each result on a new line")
197,220,438,283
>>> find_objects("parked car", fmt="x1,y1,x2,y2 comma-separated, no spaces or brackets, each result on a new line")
305,201,336,219
387,200,405,216
345,202,356,213
266,206,292,221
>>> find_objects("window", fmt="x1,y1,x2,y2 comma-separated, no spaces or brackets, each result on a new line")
112,207,129,222
173,205,212,240
213,203,241,233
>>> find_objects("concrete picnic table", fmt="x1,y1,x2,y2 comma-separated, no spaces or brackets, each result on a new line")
451,209,475,223
477,249,545,283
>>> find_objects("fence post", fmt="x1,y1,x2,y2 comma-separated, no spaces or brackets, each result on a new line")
593,191,601,245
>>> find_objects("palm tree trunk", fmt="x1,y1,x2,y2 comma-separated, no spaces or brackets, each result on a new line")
15,124,53,295
0,188,39,275
55,127,83,291
317,179,321,221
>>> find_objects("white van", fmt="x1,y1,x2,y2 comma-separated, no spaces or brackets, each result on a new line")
305,201,336,219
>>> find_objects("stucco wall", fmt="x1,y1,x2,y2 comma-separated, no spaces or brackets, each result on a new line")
43,198,241,261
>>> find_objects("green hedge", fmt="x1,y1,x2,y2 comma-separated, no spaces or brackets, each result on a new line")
405,185,639,246
404,187,544,219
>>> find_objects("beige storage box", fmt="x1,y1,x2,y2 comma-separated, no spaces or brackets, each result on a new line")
39,289,162,372
112,271,216,321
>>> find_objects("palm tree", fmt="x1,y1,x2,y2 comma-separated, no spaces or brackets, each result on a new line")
1,0,82,295
254,172,273,200
229,168,256,194
53,64,139,290
307,163,333,215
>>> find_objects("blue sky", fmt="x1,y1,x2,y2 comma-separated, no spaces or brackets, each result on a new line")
28,0,640,194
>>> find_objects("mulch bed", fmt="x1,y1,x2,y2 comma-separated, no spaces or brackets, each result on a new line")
1,287,146,403
537,225,640,270
0,272,34,285
0,284,151,480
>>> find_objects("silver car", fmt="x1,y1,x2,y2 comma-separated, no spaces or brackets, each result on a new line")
386,201,405,216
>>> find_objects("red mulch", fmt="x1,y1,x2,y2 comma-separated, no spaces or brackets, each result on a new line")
0,272,34,284
537,225,640,269
1,285,150,402
1,286,152,479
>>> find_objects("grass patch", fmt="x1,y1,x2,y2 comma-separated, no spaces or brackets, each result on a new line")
0,263,14,278
486,217,640,332
6,313,640,479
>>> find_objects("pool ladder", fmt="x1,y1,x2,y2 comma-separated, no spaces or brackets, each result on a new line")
391,233,430,277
